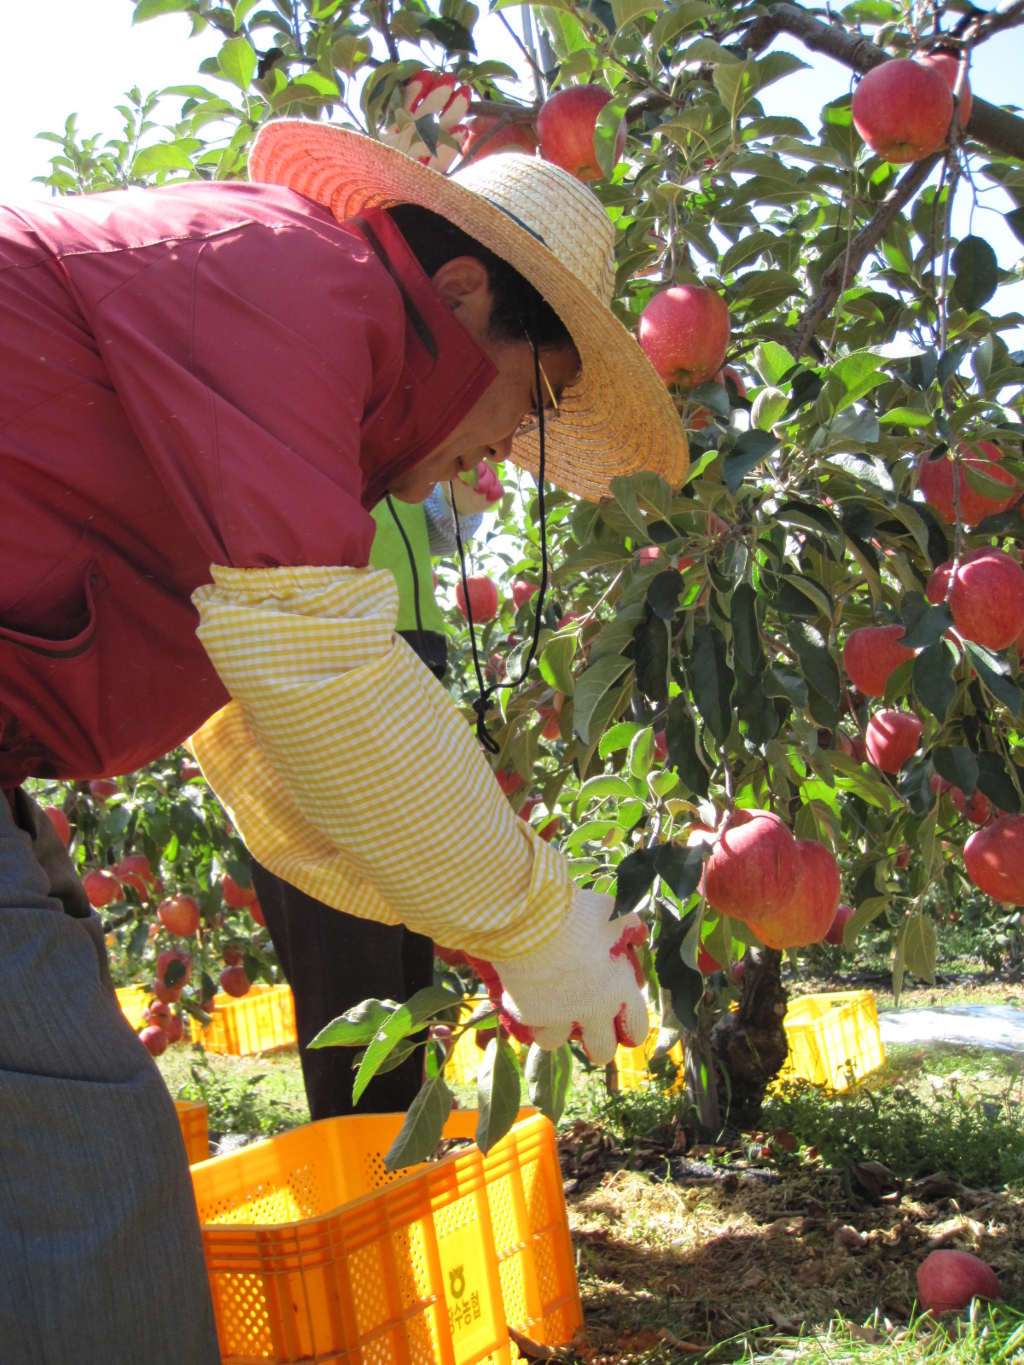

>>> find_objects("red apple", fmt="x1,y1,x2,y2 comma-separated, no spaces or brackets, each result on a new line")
851,58,953,163
697,943,721,975
495,769,525,796
536,85,625,182
896,844,912,868
179,762,202,781
139,1024,169,1057
917,1249,999,1313
221,871,257,908
538,816,562,842
930,773,968,815
825,903,856,947
222,947,244,967
865,709,923,773
756,839,842,951
455,575,500,623
964,815,1024,903
83,868,123,909
512,580,539,611
460,112,539,160
964,788,992,825
843,624,916,696
219,965,251,998
702,810,800,925
157,947,191,990
719,365,746,401
164,1011,184,1044
730,959,746,986
43,806,71,847
249,899,265,927
157,893,201,938
639,286,731,388
639,546,661,563
926,549,1024,651
653,730,668,764
88,778,120,801
916,52,973,126
918,443,1015,526
114,853,156,896
144,999,172,1031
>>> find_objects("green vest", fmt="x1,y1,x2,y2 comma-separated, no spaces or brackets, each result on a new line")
370,498,447,635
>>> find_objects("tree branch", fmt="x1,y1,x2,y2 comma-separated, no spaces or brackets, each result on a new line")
793,153,941,356
744,3,1024,161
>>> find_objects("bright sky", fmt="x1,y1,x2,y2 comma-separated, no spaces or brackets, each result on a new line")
1,0,1020,329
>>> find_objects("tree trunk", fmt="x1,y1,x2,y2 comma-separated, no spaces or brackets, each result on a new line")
710,948,789,1127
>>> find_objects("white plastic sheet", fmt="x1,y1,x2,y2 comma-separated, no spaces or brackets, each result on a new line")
878,1004,1024,1052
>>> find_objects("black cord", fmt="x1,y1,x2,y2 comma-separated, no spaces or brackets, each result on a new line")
385,493,428,664
452,339,550,753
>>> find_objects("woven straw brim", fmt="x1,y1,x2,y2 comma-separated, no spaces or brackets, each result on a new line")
249,121,688,502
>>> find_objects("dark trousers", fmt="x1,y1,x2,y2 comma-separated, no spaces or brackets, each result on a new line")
251,860,434,1120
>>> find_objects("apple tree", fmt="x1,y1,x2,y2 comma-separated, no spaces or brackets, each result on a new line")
31,0,1024,1152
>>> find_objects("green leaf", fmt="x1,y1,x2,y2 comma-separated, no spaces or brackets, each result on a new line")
931,745,978,796
573,656,633,744
713,60,759,122
574,773,638,816
634,608,671,703
901,602,953,649
965,643,1023,719
1006,207,1024,247
476,1037,522,1153
776,501,847,562
218,36,257,90
690,623,735,744
384,1073,453,1171
722,430,779,494
654,909,704,1033
404,986,464,1027
133,141,197,175
133,0,192,20
599,721,643,758
763,665,808,709
730,582,763,676
951,235,999,313
613,848,657,916
629,727,655,779
608,475,650,542
594,98,629,180
352,1004,418,1103
903,912,937,986
913,639,956,722
525,1043,572,1124
665,697,710,797
611,0,663,28
539,634,577,697
648,569,684,621
654,844,706,903
788,623,840,708
309,998,396,1049
752,341,795,387
976,750,1024,814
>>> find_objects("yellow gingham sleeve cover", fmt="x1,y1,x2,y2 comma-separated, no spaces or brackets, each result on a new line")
189,564,573,960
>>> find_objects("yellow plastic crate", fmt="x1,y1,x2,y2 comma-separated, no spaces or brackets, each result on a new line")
116,984,153,1030
190,982,297,1056
778,990,885,1093
190,1109,581,1364
175,1098,210,1164
613,1021,685,1093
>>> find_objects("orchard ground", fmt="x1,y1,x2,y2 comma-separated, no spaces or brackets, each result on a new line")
157,943,1024,1365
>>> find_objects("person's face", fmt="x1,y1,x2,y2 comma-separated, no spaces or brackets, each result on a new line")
387,256,581,504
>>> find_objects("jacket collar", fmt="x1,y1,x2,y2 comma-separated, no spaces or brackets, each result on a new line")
353,207,497,509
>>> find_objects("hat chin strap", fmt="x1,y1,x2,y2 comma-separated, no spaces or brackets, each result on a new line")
453,340,550,755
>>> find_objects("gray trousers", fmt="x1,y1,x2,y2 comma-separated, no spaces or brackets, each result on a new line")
0,793,219,1363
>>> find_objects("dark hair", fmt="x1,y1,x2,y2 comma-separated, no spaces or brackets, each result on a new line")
386,202,573,350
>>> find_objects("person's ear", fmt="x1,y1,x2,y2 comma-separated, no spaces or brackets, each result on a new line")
431,256,491,312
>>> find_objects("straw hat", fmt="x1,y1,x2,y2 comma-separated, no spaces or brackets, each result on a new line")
249,120,688,502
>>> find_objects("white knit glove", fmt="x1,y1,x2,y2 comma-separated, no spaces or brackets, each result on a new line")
483,891,649,1065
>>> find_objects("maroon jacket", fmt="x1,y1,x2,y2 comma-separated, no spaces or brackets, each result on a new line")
0,185,495,788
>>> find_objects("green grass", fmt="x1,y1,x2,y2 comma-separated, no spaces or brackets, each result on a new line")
156,1042,309,1141
739,1305,1024,1363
